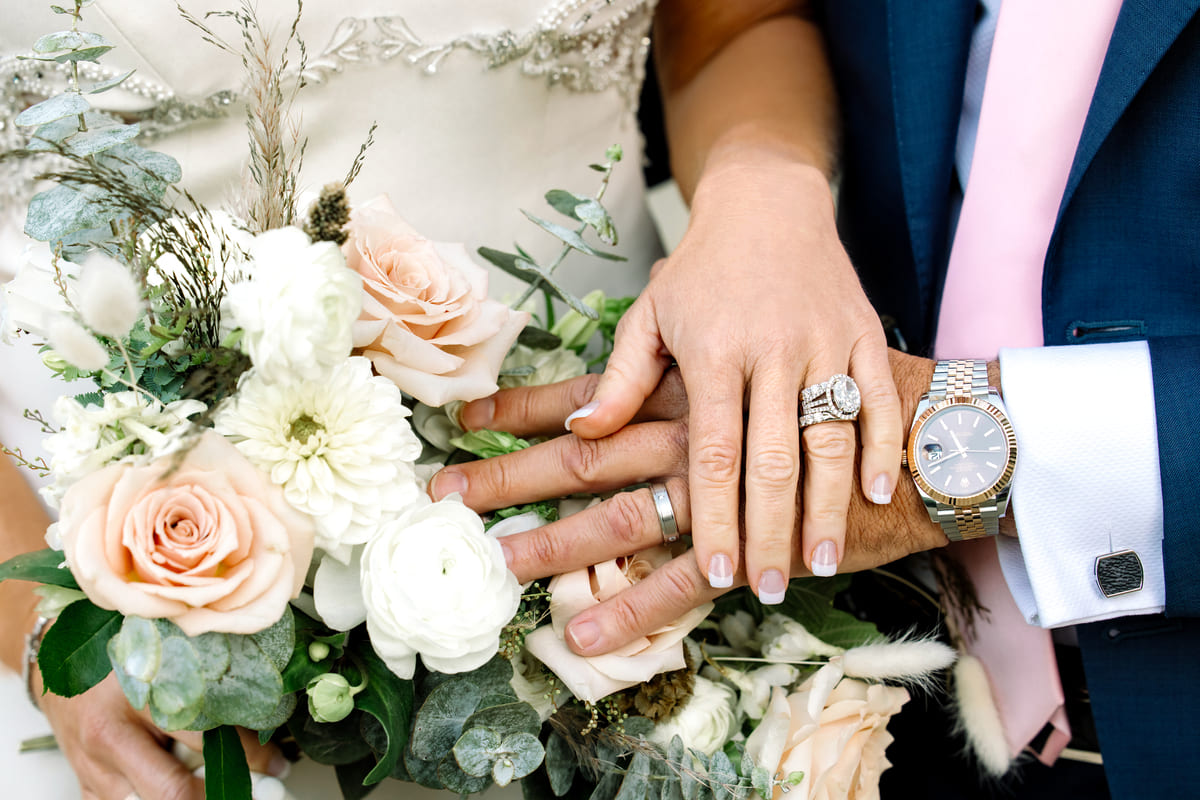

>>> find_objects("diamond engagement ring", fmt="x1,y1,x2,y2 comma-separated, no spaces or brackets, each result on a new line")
649,482,679,544
799,373,862,426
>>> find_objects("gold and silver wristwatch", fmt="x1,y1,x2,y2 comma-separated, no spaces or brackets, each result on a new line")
903,359,1018,541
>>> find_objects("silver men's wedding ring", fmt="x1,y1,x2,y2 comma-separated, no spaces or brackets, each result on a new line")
649,482,679,544
799,373,862,427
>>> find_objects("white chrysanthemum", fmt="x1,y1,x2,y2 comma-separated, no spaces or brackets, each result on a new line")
649,675,740,756
214,356,423,562
224,226,362,383
41,391,207,508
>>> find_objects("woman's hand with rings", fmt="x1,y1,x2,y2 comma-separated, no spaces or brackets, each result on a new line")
557,156,903,603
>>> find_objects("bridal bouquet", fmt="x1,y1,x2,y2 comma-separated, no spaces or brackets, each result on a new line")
1,4,956,800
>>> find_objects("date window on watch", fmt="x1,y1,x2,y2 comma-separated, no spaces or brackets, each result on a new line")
922,443,943,463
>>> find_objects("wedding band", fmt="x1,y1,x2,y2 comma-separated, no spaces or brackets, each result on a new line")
800,373,862,427
649,482,679,544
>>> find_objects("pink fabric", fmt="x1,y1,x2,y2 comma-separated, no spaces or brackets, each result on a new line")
934,0,1123,766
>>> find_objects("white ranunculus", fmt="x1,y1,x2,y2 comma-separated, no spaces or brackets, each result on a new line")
649,675,740,756
411,401,463,454
224,226,362,382
498,345,588,390
1,241,73,341
76,253,141,339
723,663,802,721
214,356,423,563
361,496,521,679
760,614,845,663
40,392,207,509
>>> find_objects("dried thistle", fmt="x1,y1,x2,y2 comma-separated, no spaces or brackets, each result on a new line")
630,667,695,722
304,183,350,245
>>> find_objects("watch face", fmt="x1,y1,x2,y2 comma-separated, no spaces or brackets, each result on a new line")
912,401,1013,500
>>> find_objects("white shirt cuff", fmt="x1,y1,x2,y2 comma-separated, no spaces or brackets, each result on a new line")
996,341,1165,627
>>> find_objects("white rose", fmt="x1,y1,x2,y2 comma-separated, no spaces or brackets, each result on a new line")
650,675,740,756
362,497,521,679
498,345,588,390
225,227,362,382
2,242,73,341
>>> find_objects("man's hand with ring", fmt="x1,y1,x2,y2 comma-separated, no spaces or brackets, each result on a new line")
429,354,945,657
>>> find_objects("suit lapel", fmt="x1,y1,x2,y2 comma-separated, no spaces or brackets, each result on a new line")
1057,0,1200,225
887,0,976,312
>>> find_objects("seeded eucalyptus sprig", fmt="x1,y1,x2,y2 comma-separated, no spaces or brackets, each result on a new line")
478,145,627,326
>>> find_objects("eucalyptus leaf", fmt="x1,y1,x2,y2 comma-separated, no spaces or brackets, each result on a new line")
0,549,79,589
15,92,89,127
55,46,114,63
191,632,232,681
464,701,541,738
202,726,251,800
438,752,492,795
150,638,206,722
33,30,112,54
614,752,653,800
355,643,415,784
27,112,108,149
289,708,374,766
708,751,738,800
249,607,294,671
403,749,445,790
517,326,563,350
202,635,284,727
410,679,482,760
85,68,136,94
239,692,297,732
545,190,617,244
520,211,625,261
109,616,162,684
500,732,544,781
65,123,140,156
453,727,502,777
24,183,113,242
493,759,517,787
476,247,542,283
589,770,623,800
37,600,121,697
622,716,654,737
544,731,576,797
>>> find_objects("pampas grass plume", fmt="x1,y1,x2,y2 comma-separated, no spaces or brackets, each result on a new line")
841,635,957,690
953,653,1011,777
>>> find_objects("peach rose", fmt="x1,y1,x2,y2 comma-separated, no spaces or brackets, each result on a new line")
57,431,314,636
746,675,909,800
524,546,713,702
344,195,529,407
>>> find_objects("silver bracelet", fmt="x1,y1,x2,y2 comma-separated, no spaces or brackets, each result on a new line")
21,616,50,709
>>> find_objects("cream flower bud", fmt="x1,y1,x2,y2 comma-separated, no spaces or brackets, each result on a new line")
307,673,359,723
48,316,108,372
76,254,141,339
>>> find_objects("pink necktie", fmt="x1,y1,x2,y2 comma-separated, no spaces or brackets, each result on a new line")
934,0,1122,767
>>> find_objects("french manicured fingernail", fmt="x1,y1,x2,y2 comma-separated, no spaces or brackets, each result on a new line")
431,470,467,500
564,401,599,431
708,553,734,589
757,569,787,605
268,753,291,779
869,473,893,505
811,540,839,577
500,542,514,569
459,397,494,430
567,620,600,651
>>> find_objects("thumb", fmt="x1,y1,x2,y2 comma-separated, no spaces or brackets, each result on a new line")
567,295,670,439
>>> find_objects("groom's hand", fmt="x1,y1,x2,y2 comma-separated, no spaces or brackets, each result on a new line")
429,353,945,657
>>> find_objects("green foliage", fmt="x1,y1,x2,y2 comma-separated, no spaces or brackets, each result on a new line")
450,429,531,459
202,726,252,800
0,549,79,589
351,644,415,785
37,599,121,697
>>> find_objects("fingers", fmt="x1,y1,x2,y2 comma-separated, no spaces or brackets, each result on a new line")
683,367,744,591
799,414,856,577
742,363,802,604
460,374,600,437
432,420,688,511
850,332,904,505
502,480,691,583
116,733,205,800
565,294,673,439
563,550,733,656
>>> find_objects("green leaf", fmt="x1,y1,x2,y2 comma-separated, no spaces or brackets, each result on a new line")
84,68,136,94
202,635,284,727
545,732,576,796
438,752,492,795
517,326,563,351
0,549,79,589
450,429,530,459
38,600,121,697
335,756,379,800
708,751,738,800
191,631,233,682
615,752,653,800
355,643,415,784
150,637,205,718
477,247,543,283
544,191,618,245
15,92,89,127
590,770,623,800
453,727,502,777
493,759,516,787
464,701,541,738
410,678,482,760
65,123,140,157
249,607,294,672
202,726,252,800
500,732,544,782
109,616,162,684
403,750,445,790
777,577,879,648
288,708,373,766
54,46,114,63
520,211,625,261
24,183,113,242
33,30,112,55
282,611,343,693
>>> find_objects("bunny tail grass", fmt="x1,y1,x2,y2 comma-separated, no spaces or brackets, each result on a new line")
952,653,1012,777
841,634,957,692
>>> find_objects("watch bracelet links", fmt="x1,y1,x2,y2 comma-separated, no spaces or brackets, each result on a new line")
931,359,996,542
21,615,50,709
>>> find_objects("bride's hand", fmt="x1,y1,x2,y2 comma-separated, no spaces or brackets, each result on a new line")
435,357,940,653
563,157,902,601
35,670,287,800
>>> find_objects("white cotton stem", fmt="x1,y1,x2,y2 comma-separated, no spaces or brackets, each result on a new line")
841,636,957,691
953,653,1012,777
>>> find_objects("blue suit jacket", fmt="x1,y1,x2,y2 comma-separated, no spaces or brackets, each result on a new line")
818,1,1200,795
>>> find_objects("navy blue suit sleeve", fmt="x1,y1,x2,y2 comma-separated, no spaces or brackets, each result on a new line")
1148,335,1200,616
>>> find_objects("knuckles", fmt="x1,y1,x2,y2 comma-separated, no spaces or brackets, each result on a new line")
746,445,800,493
801,423,856,465
691,439,741,485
